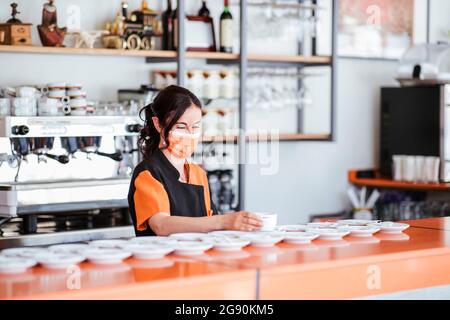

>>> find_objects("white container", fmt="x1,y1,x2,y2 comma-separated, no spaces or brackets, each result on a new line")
424,157,440,183
220,70,235,99
0,98,11,116
12,97,37,116
402,156,416,182
392,155,404,181
414,156,426,182
186,70,204,98
203,70,221,100
254,212,278,231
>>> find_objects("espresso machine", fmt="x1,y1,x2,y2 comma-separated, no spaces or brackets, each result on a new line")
0,114,142,246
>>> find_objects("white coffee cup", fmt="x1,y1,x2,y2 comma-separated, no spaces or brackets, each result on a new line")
67,89,86,98
38,98,60,116
0,98,11,116
48,89,66,99
255,212,278,231
12,97,37,116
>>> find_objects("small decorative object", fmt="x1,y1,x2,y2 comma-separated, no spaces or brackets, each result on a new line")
68,30,109,49
184,16,216,52
103,0,162,51
37,0,67,47
0,3,32,46
347,187,380,220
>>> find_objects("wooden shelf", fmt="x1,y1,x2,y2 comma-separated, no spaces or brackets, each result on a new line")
0,45,331,65
348,170,450,191
200,133,331,143
0,45,177,59
186,51,239,61
248,54,332,65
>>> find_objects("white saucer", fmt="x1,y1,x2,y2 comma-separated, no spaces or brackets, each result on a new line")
88,239,129,249
169,233,209,241
206,237,251,252
282,232,320,244
208,231,251,237
275,225,309,232
337,219,379,226
311,228,350,240
1,247,48,259
0,256,37,274
84,248,132,265
48,244,90,254
307,222,340,229
369,222,410,234
244,234,284,247
128,236,178,246
35,252,86,269
124,244,174,260
345,225,381,237
173,241,213,256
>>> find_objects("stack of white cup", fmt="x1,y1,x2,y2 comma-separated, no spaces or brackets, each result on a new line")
392,155,440,183
11,86,38,116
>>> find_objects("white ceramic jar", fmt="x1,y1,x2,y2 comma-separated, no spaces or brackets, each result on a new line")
203,70,220,100
220,70,235,99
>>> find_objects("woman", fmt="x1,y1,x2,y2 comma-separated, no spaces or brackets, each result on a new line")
128,85,263,236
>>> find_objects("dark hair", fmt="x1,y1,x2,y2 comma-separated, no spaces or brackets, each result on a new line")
138,85,202,159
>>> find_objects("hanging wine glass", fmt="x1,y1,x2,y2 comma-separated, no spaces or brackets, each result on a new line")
297,83,313,110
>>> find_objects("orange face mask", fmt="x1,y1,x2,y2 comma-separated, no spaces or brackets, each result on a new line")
167,131,200,159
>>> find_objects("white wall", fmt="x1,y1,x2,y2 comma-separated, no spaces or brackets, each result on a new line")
245,58,398,224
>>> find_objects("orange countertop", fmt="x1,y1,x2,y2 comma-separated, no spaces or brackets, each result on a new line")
405,217,450,231
2,220,450,300
0,258,257,300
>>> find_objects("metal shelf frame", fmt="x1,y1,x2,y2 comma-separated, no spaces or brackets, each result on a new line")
171,0,338,210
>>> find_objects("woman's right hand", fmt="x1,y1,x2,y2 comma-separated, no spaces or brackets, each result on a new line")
220,211,264,231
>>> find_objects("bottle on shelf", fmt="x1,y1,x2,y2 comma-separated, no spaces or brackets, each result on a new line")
220,0,233,53
171,5,178,49
162,0,173,50
198,0,210,17
121,1,128,18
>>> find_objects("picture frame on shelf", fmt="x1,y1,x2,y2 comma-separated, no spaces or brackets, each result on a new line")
185,16,216,52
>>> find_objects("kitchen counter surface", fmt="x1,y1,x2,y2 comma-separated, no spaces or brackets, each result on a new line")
2,219,450,300
404,217,450,231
